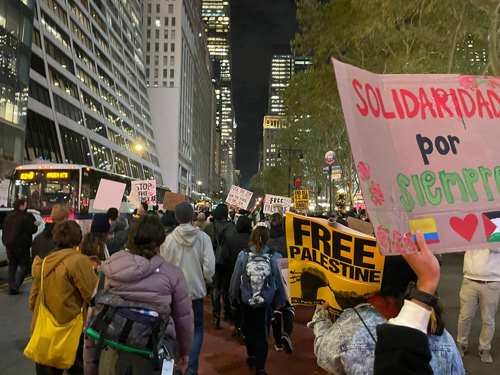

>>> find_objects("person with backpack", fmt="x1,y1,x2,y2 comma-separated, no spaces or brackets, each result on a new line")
229,224,286,375
266,213,295,353
211,203,237,328
83,215,194,375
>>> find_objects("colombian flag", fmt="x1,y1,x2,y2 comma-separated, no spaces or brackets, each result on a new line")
409,218,440,244
482,211,500,242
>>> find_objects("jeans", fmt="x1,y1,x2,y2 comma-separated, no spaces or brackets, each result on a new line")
242,304,270,372
187,298,204,374
457,278,500,351
272,301,295,344
7,247,30,292
211,270,231,318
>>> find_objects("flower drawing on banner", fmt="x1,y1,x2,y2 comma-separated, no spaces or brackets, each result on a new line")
357,161,371,182
376,226,390,253
458,75,479,90
368,181,384,206
403,232,417,253
391,230,405,255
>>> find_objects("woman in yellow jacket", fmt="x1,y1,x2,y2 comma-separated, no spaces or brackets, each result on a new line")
29,220,98,375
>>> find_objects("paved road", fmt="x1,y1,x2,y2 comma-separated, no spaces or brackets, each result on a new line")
0,253,499,374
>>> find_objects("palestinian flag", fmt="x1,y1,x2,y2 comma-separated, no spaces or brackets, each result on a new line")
482,211,500,242
254,195,265,223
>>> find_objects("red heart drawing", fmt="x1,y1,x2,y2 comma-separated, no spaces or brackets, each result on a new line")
450,214,478,242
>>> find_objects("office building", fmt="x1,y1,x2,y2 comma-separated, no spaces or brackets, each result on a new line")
143,0,219,198
202,0,235,190
24,0,164,184
262,46,311,170
0,0,34,178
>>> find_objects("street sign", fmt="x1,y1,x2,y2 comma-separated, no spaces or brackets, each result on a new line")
322,165,341,171
295,176,301,186
325,151,336,166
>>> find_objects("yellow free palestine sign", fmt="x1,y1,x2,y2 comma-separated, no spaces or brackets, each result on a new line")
294,189,309,210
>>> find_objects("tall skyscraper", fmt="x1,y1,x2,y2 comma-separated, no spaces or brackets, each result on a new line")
0,0,34,178
143,0,219,198
202,0,235,190
262,45,311,170
21,0,164,183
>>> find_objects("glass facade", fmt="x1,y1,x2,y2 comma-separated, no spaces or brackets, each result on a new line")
0,0,34,176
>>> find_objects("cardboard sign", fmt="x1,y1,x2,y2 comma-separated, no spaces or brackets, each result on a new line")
293,190,309,210
132,180,156,206
263,194,292,215
333,58,500,254
346,216,375,236
93,179,126,211
163,192,189,211
226,185,253,209
277,258,291,304
285,212,385,313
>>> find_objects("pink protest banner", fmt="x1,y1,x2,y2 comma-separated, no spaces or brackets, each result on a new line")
333,58,500,255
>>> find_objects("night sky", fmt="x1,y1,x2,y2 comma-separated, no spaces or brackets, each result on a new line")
231,0,298,190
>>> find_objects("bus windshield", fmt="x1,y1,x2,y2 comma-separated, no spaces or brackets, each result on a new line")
12,169,80,216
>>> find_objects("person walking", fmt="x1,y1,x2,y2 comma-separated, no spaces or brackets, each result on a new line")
105,207,129,255
266,213,294,353
79,213,110,272
29,220,98,374
211,203,237,328
84,215,194,375
161,201,215,375
229,225,286,375
456,248,500,363
1,199,40,295
32,204,69,261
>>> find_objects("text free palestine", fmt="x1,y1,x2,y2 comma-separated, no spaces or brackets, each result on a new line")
397,166,500,212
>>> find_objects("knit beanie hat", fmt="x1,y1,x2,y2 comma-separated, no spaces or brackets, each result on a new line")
91,213,111,233
50,204,69,223
214,203,228,220
175,201,194,224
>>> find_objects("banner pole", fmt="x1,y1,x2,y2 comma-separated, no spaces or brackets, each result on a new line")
329,165,333,215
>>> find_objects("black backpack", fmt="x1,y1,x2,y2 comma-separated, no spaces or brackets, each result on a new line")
85,276,172,367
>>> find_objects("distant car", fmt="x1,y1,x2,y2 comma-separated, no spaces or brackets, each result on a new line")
0,208,45,266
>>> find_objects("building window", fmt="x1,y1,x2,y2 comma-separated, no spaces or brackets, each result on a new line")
164,43,168,52
154,55,159,65
146,42,150,52
148,4,151,13
171,17,175,26
146,29,151,38
147,17,151,26
146,55,150,64
170,56,174,65
25,110,63,163
155,18,161,27
163,82,167,87
164,17,168,26
170,82,174,87
154,81,158,87
155,43,159,52
163,56,168,65
168,4,173,13
155,29,159,39
163,69,167,78
156,4,160,13
154,69,158,78
170,69,174,78
146,68,150,76
170,43,175,52
164,30,168,38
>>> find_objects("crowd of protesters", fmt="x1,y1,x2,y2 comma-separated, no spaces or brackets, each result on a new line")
2,197,496,375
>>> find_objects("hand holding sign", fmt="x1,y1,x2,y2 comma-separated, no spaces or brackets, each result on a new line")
300,267,330,301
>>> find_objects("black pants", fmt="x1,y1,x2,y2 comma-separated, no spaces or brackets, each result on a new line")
272,301,295,345
211,269,231,318
35,335,84,375
242,304,270,372
7,247,30,292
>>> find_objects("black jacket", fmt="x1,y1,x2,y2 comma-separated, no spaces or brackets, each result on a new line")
221,232,251,275
1,209,37,250
267,227,287,258
374,324,433,375
32,222,56,260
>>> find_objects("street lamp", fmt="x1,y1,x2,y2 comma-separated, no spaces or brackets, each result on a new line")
277,145,304,198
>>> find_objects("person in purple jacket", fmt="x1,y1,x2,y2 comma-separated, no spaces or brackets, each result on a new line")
83,215,194,375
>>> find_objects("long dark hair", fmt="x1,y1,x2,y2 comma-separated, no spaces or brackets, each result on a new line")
248,226,270,254
126,215,166,259
80,232,108,261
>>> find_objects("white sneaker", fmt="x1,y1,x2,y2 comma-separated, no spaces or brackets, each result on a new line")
479,348,493,363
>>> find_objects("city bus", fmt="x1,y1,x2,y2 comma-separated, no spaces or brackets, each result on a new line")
9,164,171,225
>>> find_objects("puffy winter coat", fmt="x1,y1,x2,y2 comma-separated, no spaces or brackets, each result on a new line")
83,250,194,375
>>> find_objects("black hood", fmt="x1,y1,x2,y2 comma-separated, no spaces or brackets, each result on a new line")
270,227,285,238
42,222,55,236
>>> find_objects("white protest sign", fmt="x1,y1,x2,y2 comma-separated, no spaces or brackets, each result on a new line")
263,194,292,215
226,185,253,209
93,179,126,211
132,180,156,206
